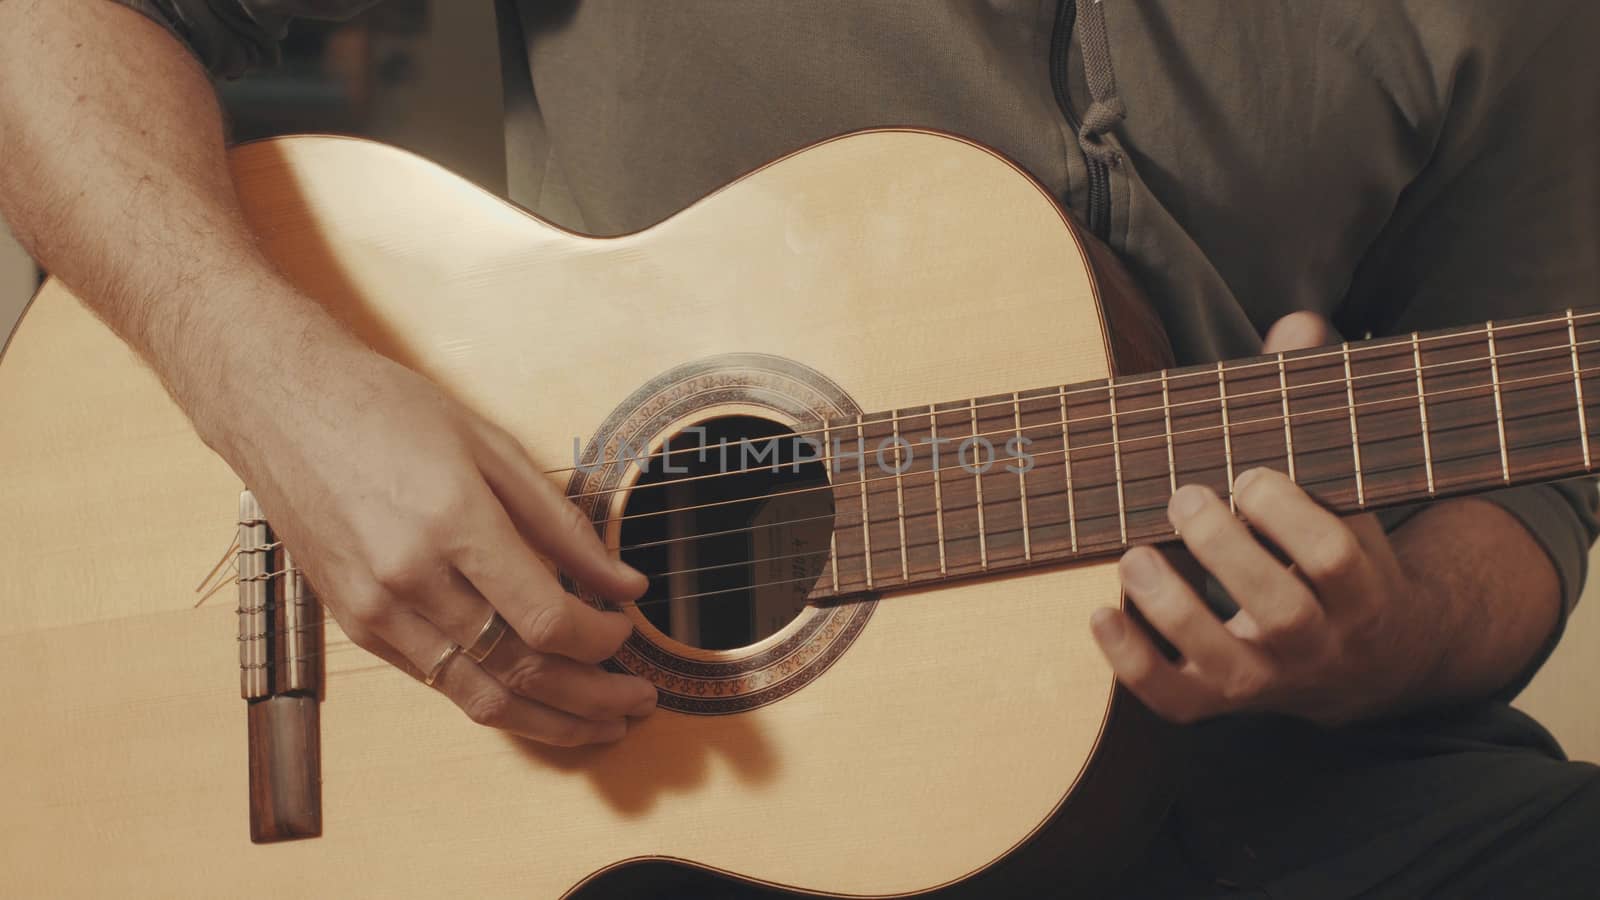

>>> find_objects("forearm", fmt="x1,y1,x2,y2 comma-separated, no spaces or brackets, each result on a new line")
0,0,361,453
1389,497,1563,708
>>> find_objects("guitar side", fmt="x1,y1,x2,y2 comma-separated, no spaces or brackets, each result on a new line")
0,130,1166,897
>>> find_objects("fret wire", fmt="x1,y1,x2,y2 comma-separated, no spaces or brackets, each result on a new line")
1276,352,1296,483
1059,385,1079,552
587,331,1600,511
1411,332,1436,495
1161,370,1177,495
607,341,1600,548
1569,309,1592,470
668,419,1593,602
824,418,839,594
855,414,874,590
1108,381,1129,546
1341,341,1366,507
615,368,1599,567
891,409,909,580
1217,361,1236,511
928,404,948,576
1012,392,1032,561
632,419,1599,609
970,398,989,570
664,408,1600,596
1487,321,1511,484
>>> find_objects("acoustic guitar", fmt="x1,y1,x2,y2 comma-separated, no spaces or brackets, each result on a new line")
2,129,1594,897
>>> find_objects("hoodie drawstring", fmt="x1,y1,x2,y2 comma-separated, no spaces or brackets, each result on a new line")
1074,0,1125,168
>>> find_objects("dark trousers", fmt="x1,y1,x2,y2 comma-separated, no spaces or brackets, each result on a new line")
1109,704,1600,899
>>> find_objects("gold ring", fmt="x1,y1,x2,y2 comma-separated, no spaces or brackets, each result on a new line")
465,612,509,663
423,643,462,687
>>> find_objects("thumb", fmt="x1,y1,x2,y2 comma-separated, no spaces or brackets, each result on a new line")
1262,311,1335,354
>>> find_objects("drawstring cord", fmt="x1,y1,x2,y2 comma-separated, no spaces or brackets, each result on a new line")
1074,0,1125,168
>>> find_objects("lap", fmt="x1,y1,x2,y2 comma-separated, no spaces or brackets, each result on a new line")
1109,703,1600,899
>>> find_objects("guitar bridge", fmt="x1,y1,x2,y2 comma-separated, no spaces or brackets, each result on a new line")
237,491,324,843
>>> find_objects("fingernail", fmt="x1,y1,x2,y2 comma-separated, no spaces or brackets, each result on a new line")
1168,485,1210,523
1119,547,1159,592
1091,608,1126,645
1233,467,1266,495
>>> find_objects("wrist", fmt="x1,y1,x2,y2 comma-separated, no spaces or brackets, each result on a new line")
164,281,371,464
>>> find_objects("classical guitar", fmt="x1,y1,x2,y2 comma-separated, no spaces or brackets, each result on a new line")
2,129,1595,898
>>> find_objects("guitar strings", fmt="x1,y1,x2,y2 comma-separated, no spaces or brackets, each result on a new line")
546,311,1600,479
625,415,1585,606
604,362,1527,554
604,347,1595,542
569,327,1593,513
617,373,1578,560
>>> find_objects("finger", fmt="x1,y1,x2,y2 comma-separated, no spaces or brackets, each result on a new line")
1261,311,1332,354
417,573,658,718
1167,483,1328,656
1090,607,1221,725
474,423,647,604
383,609,629,746
480,634,658,720
1118,546,1274,699
452,512,636,664
1230,468,1379,610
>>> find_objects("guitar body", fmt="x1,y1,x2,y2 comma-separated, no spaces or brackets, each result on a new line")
0,130,1172,897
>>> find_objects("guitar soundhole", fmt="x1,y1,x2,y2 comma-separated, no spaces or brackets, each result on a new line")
619,415,834,651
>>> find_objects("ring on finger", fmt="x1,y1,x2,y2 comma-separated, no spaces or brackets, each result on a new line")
423,642,463,687
465,612,509,663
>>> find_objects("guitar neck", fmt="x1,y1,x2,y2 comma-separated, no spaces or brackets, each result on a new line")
813,308,1599,599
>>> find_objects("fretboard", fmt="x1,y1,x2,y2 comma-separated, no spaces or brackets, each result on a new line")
811,308,1599,600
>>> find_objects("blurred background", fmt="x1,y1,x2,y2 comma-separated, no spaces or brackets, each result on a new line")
1,2,1595,759
0,0,503,338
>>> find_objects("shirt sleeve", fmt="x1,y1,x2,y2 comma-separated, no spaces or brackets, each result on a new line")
110,0,382,78
1348,2,1600,692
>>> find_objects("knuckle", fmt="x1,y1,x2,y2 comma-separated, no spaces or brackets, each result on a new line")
367,540,438,595
1264,594,1323,640
339,585,392,633
1151,590,1206,634
519,601,570,652
339,621,382,652
499,654,553,697
1302,530,1360,583
420,474,476,524
558,501,596,545
462,686,513,729
544,719,589,748
1219,667,1270,706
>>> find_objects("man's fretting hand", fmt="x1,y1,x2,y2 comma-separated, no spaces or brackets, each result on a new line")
1090,313,1439,726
